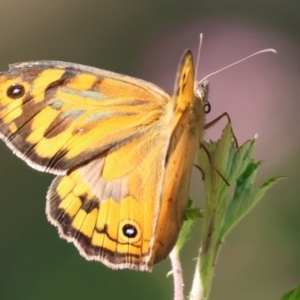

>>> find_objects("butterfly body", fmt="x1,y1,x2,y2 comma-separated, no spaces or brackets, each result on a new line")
0,51,205,271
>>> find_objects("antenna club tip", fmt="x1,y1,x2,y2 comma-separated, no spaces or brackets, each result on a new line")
261,48,277,54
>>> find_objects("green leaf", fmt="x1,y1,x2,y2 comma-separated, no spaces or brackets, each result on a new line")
220,158,282,239
281,285,300,300
176,199,202,253
192,121,283,299
184,198,203,221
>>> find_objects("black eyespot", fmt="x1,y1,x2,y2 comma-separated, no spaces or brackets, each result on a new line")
122,224,138,238
7,84,25,99
204,102,211,114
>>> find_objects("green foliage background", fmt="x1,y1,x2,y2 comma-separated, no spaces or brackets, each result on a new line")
0,1,299,299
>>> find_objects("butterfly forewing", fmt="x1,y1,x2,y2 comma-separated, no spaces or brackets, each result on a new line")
150,51,205,265
0,61,170,174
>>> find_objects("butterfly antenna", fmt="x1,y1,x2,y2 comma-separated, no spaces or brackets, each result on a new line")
194,33,204,87
199,48,277,84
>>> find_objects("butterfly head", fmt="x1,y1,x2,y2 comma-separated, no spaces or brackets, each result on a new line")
195,79,211,114
194,34,276,116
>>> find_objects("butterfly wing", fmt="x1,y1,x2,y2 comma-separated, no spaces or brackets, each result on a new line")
0,61,174,271
0,53,205,271
0,61,170,174
149,50,205,265
47,135,170,270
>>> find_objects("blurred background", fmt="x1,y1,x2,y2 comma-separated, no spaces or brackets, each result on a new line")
0,1,299,299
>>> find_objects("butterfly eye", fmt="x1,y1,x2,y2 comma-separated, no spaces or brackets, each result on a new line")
204,101,211,114
7,83,25,99
122,224,138,238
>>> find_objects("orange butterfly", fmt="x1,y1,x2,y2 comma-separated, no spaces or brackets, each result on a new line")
0,50,208,271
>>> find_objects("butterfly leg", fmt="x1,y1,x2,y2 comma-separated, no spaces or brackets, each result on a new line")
198,143,230,186
197,112,239,185
204,112,238,147
194,163,205,181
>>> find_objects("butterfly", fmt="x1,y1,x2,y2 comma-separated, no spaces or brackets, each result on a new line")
0,50,208,271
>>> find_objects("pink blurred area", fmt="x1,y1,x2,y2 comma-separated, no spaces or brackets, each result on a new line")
136,18,300,165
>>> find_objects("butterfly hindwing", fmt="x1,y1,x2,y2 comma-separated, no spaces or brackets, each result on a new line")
47,126,172,270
